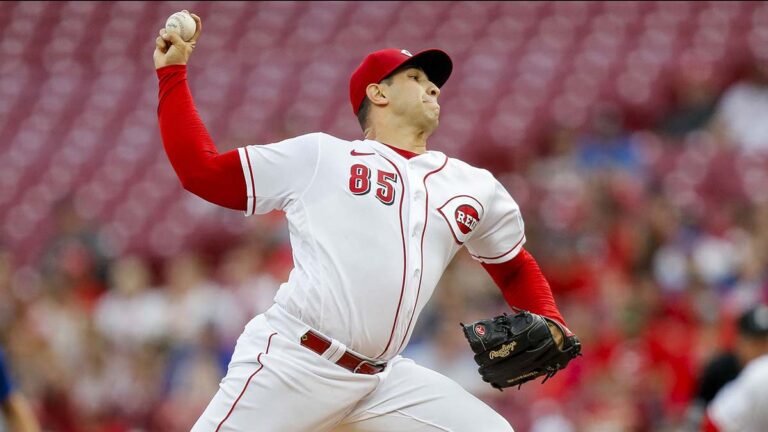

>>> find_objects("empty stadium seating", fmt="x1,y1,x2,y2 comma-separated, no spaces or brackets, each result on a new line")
1,1,765,263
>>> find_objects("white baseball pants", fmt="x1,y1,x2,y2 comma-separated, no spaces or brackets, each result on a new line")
191,304,514,432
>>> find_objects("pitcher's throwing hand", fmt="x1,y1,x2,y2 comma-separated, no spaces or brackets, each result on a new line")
153,10,201,70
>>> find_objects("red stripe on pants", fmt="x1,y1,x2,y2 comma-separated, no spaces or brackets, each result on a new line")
215,332,277,431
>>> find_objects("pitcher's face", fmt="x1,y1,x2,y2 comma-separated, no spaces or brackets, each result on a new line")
383,67,441,132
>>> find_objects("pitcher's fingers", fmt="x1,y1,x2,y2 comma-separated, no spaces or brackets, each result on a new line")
156,36,168,52
190,13,202,42
163,30,185,46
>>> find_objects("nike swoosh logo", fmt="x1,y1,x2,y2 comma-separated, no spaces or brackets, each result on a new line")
350,150,375,156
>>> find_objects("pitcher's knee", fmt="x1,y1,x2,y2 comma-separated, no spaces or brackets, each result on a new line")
456,391,514,431
482,411,514,432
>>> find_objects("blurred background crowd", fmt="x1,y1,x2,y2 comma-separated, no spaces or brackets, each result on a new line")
2,1,768,431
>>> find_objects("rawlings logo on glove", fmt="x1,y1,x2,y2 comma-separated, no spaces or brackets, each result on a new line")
489,342,517,359
461,311,581,390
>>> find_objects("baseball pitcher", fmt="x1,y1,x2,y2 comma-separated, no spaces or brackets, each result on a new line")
154,13,580,432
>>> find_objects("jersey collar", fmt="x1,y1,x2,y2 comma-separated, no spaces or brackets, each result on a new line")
366,140,424,160
383,144,419,159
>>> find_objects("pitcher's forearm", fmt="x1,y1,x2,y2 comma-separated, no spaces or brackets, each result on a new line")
157,64,219,181
157,65,246,210
482,249,568,330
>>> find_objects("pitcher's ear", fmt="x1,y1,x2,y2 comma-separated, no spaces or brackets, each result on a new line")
366,83,388,107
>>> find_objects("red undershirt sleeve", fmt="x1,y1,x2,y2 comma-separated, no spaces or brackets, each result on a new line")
481,248,569,331
156,65,247,211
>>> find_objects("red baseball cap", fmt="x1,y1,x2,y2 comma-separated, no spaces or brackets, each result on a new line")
349,48,453,115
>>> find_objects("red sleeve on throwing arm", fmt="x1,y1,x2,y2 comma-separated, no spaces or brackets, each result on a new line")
157,65,247,211
481,249,569,330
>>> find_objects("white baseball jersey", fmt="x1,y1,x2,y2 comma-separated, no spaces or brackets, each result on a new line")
708,354,768,431
236,133,525,360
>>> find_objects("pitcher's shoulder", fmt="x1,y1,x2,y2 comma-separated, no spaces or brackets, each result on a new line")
313,133,367,149
314,133,362,146
443,154,497,182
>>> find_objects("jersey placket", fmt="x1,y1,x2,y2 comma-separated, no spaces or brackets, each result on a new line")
392,156,430,357
374,150,414,360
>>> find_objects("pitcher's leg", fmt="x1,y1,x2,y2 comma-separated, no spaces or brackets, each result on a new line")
340,357,513,432
191,315,378,432
191,349,276,432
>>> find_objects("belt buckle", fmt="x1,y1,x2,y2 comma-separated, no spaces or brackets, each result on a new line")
353,359,387,374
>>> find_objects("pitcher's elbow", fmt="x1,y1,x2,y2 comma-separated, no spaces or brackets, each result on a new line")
179,174,205,195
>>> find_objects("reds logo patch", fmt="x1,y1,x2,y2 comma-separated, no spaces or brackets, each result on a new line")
474,324,486,337
437,195,484,245
455,205,479,234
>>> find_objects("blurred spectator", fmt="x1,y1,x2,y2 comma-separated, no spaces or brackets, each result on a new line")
529,124,592,239
713,57,768,152
217,243,279,319
27,277,90,376
161,253,246,346
0,345,40,432
94,255,169,350
657,63,720,139
158,324,228,432
0,249,18,332
692,305,767,409
576,105,643,174
38,198,112,312
703,304,768,431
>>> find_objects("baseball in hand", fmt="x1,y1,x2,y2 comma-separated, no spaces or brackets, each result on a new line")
165,11,196,41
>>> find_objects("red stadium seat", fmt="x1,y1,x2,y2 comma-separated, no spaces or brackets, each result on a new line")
4,0,767,262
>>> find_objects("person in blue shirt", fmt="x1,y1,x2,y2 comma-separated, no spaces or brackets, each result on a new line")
0,347,39,432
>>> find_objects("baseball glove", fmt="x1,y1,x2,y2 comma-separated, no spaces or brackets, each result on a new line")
461,311,581,390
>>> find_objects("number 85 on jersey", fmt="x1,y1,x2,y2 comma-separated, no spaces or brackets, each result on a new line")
349,164,397,206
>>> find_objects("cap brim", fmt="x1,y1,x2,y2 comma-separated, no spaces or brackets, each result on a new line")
400,49,453,88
